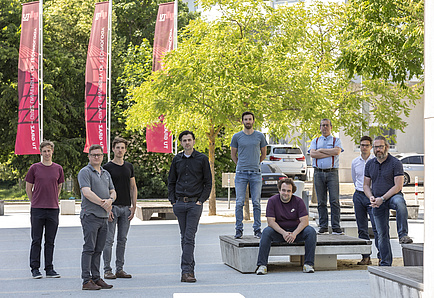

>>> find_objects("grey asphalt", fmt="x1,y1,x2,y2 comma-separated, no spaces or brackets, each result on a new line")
0,199,424,298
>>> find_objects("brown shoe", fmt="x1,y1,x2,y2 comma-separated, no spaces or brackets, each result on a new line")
357,257,372,265
82,280,101,290
181,273,196,283
104,271,116,279
116,270,132,278
95,278,113,289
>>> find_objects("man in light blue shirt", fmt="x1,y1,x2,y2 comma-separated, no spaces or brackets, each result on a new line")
231,111,267,239
309,119,344,235
351,136,378,265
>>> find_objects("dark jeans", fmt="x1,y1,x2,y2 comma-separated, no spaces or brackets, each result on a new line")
173,201,203,274
353,191,379,258
257,226,317,266
81,214,108,283
103,205,131,273
372,193,409,266
30,208,59,271
314,169,341,229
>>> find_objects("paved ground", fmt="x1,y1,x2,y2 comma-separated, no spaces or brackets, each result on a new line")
0,188,425,298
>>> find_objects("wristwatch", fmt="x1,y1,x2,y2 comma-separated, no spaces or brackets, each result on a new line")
381,196,385,202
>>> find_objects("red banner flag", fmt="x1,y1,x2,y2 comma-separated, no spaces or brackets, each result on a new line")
84,2,109,153
15,1,40,155
152,2,175,72
147,3,174,153
146,117,173,154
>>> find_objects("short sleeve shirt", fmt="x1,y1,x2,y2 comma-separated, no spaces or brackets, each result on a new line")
25,162,64,209
78,164,114,218
103,161,134,206
308,135,343,169
266,194,308,230
364,154,403,197
230,130,267,172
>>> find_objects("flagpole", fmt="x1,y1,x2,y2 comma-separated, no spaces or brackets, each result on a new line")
39,0,43,145
107,0,112,161
173,0,178,155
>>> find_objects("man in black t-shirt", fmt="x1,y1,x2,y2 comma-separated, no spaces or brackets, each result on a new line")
102,137,137,279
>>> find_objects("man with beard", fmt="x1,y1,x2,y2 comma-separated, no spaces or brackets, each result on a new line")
256,178,317,275
231,111,268,239
364,136,413,266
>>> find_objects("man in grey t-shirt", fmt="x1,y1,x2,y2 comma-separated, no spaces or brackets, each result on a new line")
231,111,267,239
78,144,116,290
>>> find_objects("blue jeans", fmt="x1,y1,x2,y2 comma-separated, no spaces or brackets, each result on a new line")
173,201,203,274
103,205,131,273
372,193,409,266
30,208,59,271
81,214,108,283
314,169,341,229
353,191,379,258
257,226,317,266
234,171,262,232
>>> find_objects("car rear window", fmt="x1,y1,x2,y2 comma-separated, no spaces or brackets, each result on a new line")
261,164,273,173
273,147,301,154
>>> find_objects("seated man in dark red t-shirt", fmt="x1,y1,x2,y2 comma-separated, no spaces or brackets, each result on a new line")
256,178,317,275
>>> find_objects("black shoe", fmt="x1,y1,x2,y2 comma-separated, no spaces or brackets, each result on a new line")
399,236,413,244
254,229,262,239
332,228,344,235
317,227,329,235
234,229,243,239
46,269,61,278
32,269,42,279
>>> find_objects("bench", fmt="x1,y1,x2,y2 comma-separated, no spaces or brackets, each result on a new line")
312,213,398,239
135,202,176,221
368,266,423,298
219,234,371,273
310,204,419,219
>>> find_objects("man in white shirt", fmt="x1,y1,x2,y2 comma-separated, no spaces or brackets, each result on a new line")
351,136,378,265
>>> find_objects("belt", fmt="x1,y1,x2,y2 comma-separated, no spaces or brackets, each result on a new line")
177,197,198,203
356,190,365,194
314,168,338,172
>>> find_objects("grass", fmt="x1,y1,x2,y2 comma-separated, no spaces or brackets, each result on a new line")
0,184,28,201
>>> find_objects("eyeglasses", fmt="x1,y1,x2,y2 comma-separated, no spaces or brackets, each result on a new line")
373,145,385,150
89,153,103,157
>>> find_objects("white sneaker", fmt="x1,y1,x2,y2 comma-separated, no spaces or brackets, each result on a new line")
303,264,314,273
256,265,267,275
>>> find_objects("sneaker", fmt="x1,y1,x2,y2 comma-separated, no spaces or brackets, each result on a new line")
234,229,243,239
104,271,116,279
116,270,132,278
399,235,413,244
32,269,43,279
181,273,196,282
82,280,101,290
332,228,344,235
46,269,61,278
303,264,315,273
317,227,329,235
256,265,267,275
254,229,262,239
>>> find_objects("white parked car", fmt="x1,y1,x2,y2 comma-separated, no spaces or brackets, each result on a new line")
264,144,307,181
395,153,424,186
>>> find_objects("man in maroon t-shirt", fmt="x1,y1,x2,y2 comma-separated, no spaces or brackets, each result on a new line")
25,140,64,279
256,178,317,275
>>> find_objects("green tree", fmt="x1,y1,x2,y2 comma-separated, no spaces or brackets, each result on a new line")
126,0,421,214
337,0,424,85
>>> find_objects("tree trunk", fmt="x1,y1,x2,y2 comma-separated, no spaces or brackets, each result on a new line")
311,175,317,203
73,176,80,198
208,129,217,215
244,182,250,220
